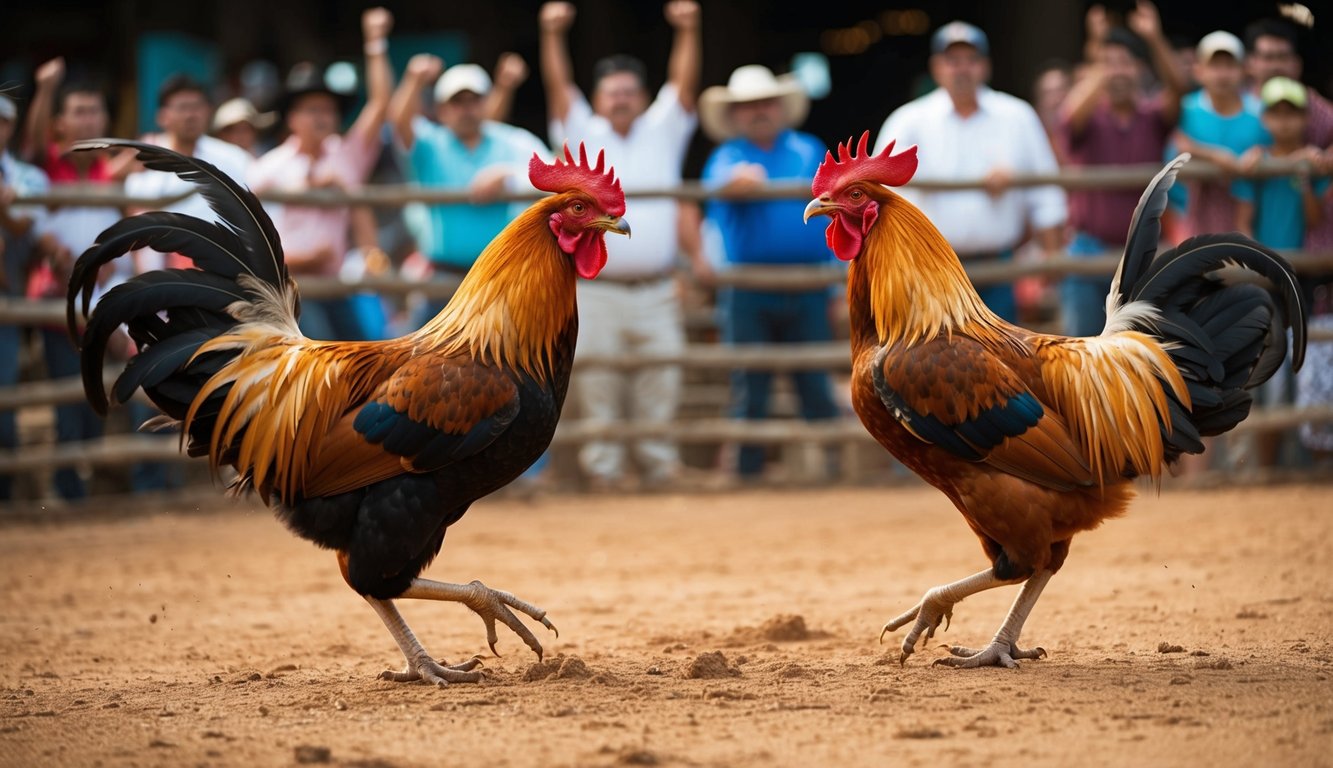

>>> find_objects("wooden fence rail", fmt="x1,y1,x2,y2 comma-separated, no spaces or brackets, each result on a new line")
2,405,1330,474
14,157,1330,208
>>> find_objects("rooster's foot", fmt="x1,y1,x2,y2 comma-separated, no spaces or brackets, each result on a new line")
380,655,486,686
880,590,956,666
932,641,1047,669
456,580,559,660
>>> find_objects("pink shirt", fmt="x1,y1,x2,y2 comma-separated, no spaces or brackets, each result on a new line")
248,132,379,276
1059,97,1173,245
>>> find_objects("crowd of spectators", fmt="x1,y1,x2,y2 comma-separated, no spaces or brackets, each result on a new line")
1,2,1331,502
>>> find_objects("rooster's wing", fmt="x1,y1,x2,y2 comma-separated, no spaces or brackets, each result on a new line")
301,355,521,498
870,337,1095,491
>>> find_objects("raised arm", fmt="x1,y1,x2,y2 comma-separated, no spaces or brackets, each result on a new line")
388,54,444,150
348,7,395,145
21,57,64,163
539,2,579,124
1059,64,1108,134
486,53,528,123
1127,0,1184,123
664,1,702,112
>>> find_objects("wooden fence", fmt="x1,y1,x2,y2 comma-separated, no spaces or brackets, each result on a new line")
3,159,1332,490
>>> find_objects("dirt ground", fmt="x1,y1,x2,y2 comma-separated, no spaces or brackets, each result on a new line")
1,484,1331,768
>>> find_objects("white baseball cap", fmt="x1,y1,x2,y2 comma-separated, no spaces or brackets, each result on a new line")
434,64,492,103
1196,30,1244,63
0,95,16,122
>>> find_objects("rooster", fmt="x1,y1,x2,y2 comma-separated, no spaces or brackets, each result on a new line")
803,133,1306,668
67,140,630,685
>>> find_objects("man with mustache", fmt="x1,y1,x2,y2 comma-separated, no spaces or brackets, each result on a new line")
538,1,703,492
874,20,1067,325
698,65,839,482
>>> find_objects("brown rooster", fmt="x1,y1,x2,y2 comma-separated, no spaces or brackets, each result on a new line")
804,133,1306,668
68,140,629,685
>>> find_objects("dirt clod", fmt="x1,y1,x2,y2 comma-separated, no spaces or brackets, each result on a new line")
1158,642,1185,654
682,652,741,679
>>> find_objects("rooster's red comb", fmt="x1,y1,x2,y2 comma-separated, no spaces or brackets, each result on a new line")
811,131,918,198
529,143,625,217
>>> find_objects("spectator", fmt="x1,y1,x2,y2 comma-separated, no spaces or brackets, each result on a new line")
1231,77,1328,471
1057,1,1184,336
1031,59,1073,164
212,97,275,157
21,61,125,501
388,53,547,327
698,64,838,481
248,7,394,341
1172,31,1268,239
874,20,1066,323
124,74,254,269
539,0,702,491
0,94,50,501
1234,77,1327,247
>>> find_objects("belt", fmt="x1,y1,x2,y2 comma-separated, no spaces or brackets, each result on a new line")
594,271,674,287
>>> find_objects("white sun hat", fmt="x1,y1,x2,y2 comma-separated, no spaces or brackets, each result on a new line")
699,65,810,142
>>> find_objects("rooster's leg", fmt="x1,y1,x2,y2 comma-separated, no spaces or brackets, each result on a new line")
398,578,558,660
882,569,1009,665
366,597,487,686
934,570,1053,669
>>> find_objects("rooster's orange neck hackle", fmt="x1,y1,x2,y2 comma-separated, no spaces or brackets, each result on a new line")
416,144,625,381
814,132,1013,351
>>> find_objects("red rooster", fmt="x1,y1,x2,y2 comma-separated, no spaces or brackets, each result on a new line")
68,140,630,685
804,133,1306,668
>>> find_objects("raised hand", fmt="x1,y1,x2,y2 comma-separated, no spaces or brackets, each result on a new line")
1127,0,1164,41
407,53,445,84
494,53,529,90
664,0,700,30
540,2,576,34
36,57,65,89
362,6,393,41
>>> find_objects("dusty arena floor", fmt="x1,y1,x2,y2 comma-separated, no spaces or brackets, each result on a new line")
1,485,1331,767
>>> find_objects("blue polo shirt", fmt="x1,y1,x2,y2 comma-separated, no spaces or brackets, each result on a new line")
703,129,832,265
407,117,548,269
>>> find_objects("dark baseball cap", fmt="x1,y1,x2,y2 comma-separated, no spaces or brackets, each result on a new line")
931,21,990,56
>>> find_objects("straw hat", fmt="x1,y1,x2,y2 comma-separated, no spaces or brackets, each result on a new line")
699,65,809,142
212,98,276,131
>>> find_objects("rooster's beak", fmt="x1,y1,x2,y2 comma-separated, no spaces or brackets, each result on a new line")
803,197,836,223
601,216,632,238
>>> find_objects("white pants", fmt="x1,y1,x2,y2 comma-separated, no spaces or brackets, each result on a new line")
573,278,683,481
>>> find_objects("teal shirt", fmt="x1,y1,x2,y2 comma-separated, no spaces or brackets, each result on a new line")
406,117,548,269
1232,150,1331,249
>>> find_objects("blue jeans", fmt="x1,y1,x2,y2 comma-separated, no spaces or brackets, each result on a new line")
1061,232,1114,337
0,324,18,500
721,286,839,476
42,328,103,500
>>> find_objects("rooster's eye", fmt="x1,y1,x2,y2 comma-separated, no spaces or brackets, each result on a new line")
849,189,863,201
571,202,586,215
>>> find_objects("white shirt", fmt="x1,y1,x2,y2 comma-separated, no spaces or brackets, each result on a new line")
126,135,253,270
875,86,1066,255
550,83,696,278
126,134,252,272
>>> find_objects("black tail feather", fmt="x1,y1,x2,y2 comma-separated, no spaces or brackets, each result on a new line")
71,139,286,287
1111,157,1308,462
1111,153,1189,310
67,140,288,423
